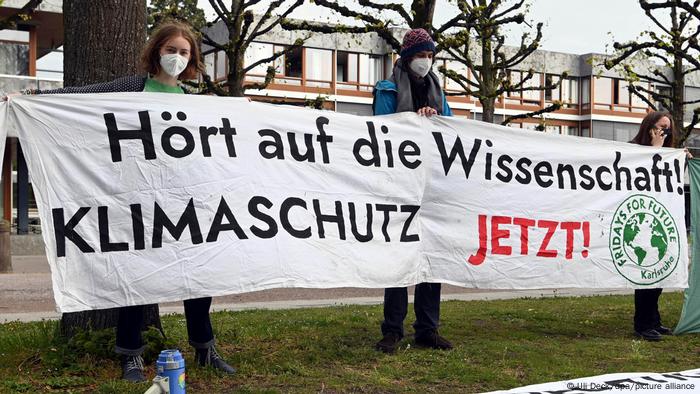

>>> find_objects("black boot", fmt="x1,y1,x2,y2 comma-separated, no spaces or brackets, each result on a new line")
415,330,454,350
194,346,236,374
121,355,146,382
655,325,673,335
375,332,402,354
635,328,662,341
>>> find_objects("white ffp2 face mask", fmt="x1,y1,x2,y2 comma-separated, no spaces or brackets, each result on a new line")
160,53,189,77
409,58,433,77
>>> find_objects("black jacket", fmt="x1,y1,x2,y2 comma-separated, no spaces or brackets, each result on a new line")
32,75,185,95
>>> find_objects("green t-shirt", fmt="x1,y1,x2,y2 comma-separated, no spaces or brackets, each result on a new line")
143,78,184,94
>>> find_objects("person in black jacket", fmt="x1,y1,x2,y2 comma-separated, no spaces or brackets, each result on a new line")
629,111,680,341
5,21,235,381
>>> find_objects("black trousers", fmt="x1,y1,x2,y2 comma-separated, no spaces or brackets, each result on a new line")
115,297,214,356
634,288,663,332
381,283,441,338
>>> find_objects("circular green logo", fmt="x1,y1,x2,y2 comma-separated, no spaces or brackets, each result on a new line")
609,195,680,285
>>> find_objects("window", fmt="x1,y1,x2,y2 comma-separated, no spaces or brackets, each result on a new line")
505,70,522,104
204,52,215,78
337,52,383,92
522,72,541,103
545,75,578,107
561,125,579,136
545,125,561,134
215,51,226,80
305,48,332,88
630,83,649,112
507,70,522,98
244,42,274,76
609,79,651,112
562,77,578,106
359,54,383,91
545,74,560,102
581,77,590,105
444,60,468,92
337,52,358,85
613,79,630,106
594,77,612,107
201,51,227,81
272,45,302,85
580,127,590,137
654,84,672,110
506,70,540,104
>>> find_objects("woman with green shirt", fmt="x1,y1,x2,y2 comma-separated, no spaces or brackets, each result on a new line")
12,21,236,382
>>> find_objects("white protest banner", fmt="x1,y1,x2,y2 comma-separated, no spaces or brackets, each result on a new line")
486,367,700,393
5,93,688,312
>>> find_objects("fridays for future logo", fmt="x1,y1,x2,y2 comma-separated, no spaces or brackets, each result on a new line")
609,194,680,285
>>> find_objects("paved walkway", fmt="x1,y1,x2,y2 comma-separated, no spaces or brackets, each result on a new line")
0,255,654,323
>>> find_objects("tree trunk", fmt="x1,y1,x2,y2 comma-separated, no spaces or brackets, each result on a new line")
481,98,496,124
59,0,162,338
673,57,686,147
63,0,147,86
480,17,496,124
227,53,245,96
669,4,687,147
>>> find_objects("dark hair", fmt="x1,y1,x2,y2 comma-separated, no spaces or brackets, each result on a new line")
630,111,674,147
140,21,205,80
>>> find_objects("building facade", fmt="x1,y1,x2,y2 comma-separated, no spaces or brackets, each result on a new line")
202,20,700,146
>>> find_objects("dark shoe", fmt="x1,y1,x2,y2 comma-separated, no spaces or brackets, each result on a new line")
121,355,146,382
635,329,662,341
415,331,454,350
656,325,673,335
195,346,236,374
375,332,402,354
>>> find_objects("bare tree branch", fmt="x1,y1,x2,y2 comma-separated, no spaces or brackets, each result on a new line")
628,84,659,111
249,0,303,40
604,0,700,146
211,0,231,21
195,0,312,97
501,102,563,125
358,0,413,25
200,72,227,96
491,0,525,20
242,38,303,74
243,65,276,90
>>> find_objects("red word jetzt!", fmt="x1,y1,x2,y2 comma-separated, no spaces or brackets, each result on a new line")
467,214,590,266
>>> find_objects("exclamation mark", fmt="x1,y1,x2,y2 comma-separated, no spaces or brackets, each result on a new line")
674,159,683,195
581,221,590,258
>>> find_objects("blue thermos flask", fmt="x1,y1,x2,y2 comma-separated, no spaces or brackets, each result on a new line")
155,349,186,394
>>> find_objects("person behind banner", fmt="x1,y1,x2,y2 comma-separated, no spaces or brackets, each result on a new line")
629,110,687,341
5,21,236,381
372,28,453,354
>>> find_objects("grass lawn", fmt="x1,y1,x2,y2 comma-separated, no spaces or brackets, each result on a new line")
1,292,699,393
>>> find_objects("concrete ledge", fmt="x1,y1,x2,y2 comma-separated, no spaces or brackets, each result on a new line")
1,288,675,324
11,234,46,256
